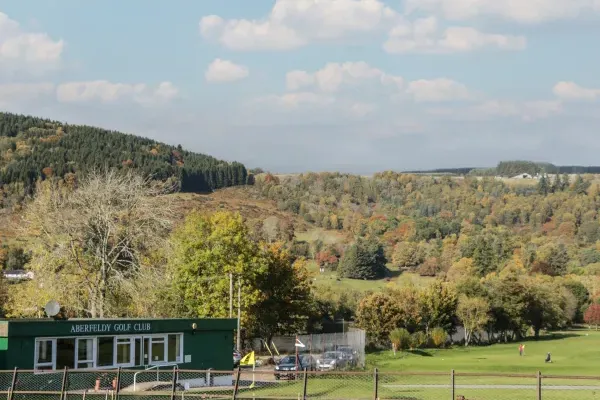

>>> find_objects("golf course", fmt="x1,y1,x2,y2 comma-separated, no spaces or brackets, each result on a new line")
232,328,600,399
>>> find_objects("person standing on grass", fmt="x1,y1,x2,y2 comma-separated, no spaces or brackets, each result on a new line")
519,344,523,356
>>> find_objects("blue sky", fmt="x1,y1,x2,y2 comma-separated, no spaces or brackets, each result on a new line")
1,0,600,172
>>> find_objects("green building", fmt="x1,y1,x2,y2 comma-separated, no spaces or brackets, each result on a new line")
0,318,237,372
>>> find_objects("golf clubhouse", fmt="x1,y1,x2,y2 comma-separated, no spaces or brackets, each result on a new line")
0,318,237,371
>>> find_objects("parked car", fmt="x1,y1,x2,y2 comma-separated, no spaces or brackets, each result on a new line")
316,351,347,371
233,350,242,367
299,354,317,371
335,346,357,366
274,355,301,380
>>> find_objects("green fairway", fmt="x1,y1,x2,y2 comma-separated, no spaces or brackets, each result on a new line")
367,329,600,376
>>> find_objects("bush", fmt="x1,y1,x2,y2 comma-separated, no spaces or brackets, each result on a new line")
430,327,448,348
411,331,428,349
389,328,411,354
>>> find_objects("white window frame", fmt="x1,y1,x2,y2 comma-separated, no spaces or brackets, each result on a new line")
75,337,96,369
34,333,184,371
34,338,56,371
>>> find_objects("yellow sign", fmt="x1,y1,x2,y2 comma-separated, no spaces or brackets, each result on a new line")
240,351,255,366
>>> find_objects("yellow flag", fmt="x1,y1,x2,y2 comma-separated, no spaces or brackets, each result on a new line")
240,351,255,366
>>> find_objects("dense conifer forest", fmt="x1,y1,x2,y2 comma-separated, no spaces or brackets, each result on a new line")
0,112,248,207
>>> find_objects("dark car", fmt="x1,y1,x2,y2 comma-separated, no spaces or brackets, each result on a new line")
274,355,314,380
335,346,357,366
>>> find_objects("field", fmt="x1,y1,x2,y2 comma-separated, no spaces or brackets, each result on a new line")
233,330,600,399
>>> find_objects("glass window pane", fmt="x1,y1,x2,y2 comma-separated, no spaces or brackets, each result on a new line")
97,337,114,367
151,339,165,363
134,338,142,366
36,340,53,364
168,334,181,362
77,338,94,362
56,338,75,369
116,341,131,365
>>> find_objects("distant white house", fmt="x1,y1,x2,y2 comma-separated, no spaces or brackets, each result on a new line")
511,173,533,179
3,270,34,280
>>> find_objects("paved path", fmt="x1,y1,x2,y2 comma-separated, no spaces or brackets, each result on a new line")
383,384,600,390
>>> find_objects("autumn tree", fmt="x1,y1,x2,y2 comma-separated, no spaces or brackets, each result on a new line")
249,245,313,343
419,280,458,335
457,296,491,346
356,292,401,344
584,304,600,330
17,170,172,318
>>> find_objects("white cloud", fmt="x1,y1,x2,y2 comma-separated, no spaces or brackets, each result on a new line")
205,59,249,83
349,102,377,117
0,82,54,106
553,81,600,101
254,91,336,108
0,12,64,73
403,0,600,23
286,61,403,92
56,80,179,106
407,78,473,102
384,16,526,54
199,0,397,51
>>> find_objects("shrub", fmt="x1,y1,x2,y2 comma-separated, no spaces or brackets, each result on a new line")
430,327,448,348
389,328,411,355
411,331,428,349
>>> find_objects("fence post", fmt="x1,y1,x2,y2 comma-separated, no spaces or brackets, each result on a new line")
451,369,455,400
60,366,68,400
537,371,542,400
232,367,241,400
170,366,178,400
302,368,308,400
8,367,18,400
373,368,379,400
115,367,121,400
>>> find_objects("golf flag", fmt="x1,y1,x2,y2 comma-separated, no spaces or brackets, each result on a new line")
295,338,305,348
240,351,255,366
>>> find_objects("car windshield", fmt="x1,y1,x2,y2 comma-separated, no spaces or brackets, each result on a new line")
323,352,338,359
280,356,296,364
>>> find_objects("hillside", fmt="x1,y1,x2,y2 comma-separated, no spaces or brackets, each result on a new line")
0,112,248,208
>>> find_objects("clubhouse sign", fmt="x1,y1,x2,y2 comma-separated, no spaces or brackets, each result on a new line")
70,322,152,334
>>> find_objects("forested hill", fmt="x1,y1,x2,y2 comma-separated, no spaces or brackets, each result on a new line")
0,112,248,202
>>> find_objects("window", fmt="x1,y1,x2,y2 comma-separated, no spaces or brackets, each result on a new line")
167,334,181,362
76,338,94,369
116,338,132,366
34,333,183,371
35,339,54,370
151,337,166,363
56,338,75,369
97,337,114,367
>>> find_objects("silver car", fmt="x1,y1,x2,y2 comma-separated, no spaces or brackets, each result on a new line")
316,351,347,371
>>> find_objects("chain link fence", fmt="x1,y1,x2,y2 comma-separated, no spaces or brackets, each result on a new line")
253,329,366,369
0,368,599,399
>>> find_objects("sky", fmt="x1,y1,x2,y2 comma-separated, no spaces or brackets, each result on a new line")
1,0,600,173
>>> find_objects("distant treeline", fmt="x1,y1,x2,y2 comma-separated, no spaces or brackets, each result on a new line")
406,161,600,177
0,112,248,197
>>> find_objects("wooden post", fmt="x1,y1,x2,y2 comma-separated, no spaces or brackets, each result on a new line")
60,367,69,400
373,368,379,400
170,366,178,400
8,367,18,400
232,367,241,400
451,369,455,400
302,368,309,400
537,371,542,400
114,367,121,400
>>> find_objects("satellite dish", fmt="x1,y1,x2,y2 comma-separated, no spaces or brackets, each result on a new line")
44,300,60,317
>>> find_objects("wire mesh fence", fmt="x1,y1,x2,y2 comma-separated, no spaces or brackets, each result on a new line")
0,368,599,399
257,329,367,369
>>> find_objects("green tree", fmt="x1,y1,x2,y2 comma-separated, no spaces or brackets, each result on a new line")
419,281,458,335
429,327,448,348
389,328,411,354
457,296,491,346
170,211,263,325
338,238,387,280
537,175,549,195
